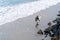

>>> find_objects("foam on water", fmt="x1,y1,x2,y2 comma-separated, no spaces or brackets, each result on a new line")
0,0,37,6
0,0,60,25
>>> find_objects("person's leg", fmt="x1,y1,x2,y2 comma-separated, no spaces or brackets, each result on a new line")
35,22,39,28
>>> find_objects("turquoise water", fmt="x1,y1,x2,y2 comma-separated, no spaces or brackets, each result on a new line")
0,0,37,6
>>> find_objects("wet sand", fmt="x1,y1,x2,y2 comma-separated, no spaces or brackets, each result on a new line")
0,3,60,40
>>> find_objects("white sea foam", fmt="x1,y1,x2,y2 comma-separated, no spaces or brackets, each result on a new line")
0,0,60,25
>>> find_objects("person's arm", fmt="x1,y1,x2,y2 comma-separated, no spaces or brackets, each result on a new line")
39,16,41,21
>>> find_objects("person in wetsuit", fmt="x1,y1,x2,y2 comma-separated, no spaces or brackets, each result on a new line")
35,16,40,28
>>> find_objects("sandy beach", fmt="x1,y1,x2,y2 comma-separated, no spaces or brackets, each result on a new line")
0,3,60,40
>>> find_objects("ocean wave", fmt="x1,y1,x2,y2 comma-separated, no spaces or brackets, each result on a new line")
0,0,60,25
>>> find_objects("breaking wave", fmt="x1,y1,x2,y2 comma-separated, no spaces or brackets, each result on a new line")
0,0,60,25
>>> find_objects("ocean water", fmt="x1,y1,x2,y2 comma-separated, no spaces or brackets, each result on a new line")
0,0,37,6
0,0,60,40
0,0,60,25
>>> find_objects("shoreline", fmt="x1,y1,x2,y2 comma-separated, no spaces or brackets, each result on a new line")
0,0,60,25
0,1,60,40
